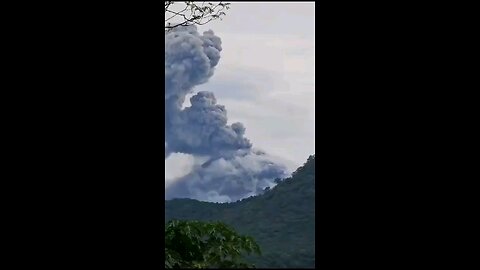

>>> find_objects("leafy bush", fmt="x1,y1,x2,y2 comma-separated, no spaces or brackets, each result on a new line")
165,220,261,268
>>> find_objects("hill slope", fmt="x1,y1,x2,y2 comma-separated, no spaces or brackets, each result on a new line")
165,155,315,268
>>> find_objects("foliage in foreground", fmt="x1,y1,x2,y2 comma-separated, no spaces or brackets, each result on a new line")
165,220,261,268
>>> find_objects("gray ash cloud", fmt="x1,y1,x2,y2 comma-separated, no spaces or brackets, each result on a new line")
165,25,288,202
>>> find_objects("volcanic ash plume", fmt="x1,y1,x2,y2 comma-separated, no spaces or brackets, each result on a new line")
165,25,289,202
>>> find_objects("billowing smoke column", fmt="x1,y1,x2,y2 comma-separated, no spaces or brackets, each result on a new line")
165,25,288,203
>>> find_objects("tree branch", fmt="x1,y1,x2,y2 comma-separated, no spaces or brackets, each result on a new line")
165,1,230,31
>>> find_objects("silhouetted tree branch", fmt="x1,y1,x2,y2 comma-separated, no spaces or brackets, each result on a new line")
165,1,230,31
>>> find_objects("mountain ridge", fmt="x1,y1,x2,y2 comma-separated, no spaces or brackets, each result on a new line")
165,154,315,268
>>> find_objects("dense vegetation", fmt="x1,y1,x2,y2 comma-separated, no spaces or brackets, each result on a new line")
165,155,315,268
165,220,261,268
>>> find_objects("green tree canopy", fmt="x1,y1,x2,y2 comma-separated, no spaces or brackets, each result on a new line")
165,220,261,268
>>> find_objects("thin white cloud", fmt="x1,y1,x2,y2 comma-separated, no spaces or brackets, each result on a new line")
165,153,195,188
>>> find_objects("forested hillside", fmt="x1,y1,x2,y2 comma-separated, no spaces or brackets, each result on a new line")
165,155,315,268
